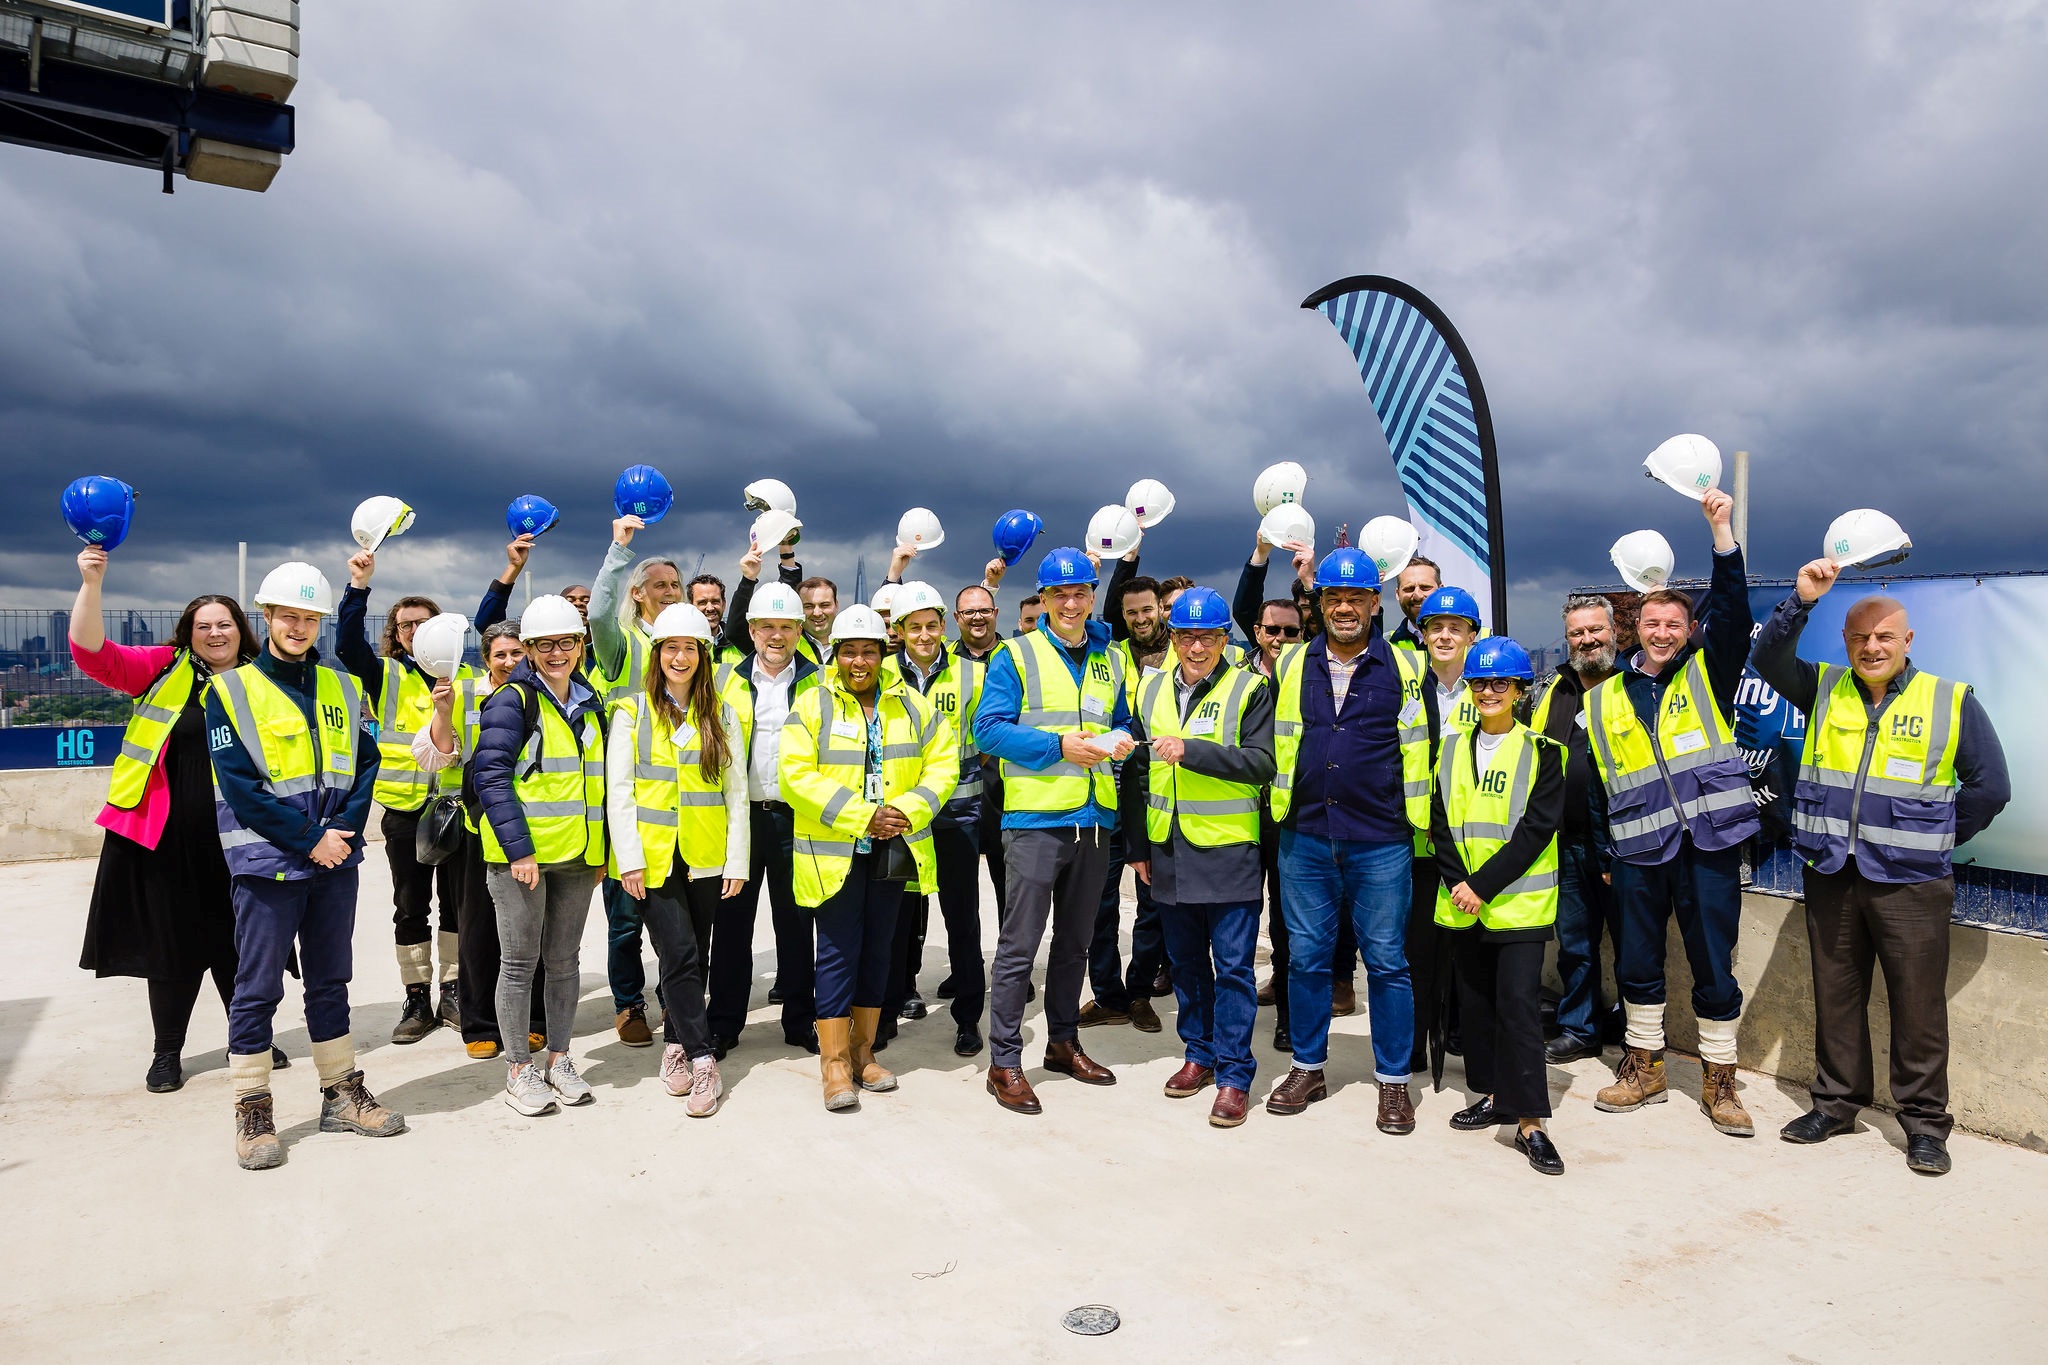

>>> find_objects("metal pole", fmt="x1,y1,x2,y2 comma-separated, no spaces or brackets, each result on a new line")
238,541,247,605
1731,449,1750,549
523,569,532,609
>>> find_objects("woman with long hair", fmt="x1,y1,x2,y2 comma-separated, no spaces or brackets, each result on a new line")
606,604,750,1117
70,546,285,1092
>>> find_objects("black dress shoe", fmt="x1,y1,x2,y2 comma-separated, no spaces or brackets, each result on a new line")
1443,1030,1463,1058
783,1025,819,1055
1449,1096,1515,1131
1907,1135,1952,1175
935,976,957,1000
1516,1127,1566,1175
712,1032,738,1061
954,1027,984,1057
1544,1033,1602,1064
1273,1019,1292,1054
270,1045,290,1069
767,984,784,1005
901,993,928,1021
1780,1109,1857,1145
145,1052,183,1093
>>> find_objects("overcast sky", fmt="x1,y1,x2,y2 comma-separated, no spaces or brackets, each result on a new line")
3,2,2044,640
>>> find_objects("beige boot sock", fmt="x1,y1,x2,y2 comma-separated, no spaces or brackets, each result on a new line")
437,931,461,984
1623,1001,1666,1054
310,1035,356,1090
228,1050,275,1100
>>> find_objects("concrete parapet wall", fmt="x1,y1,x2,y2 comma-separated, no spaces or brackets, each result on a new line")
0,768,385,863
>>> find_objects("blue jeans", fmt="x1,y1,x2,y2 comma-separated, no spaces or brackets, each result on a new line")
1160,899,1260,1092
602,876,647,1013
1553,839,1618,1042
228,868,358,1056
1276,830,1413,1079
1089,829,1164,1010
1612,841,1745,1022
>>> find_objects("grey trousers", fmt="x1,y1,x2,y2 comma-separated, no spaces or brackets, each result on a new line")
988,827,1112,1070
487,864,601,1065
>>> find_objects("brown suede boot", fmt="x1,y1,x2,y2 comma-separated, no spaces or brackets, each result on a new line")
817,1018,859,1112
1595,1046,1669,1112
849,1007,899,1093
234,1093,284,1171
1702,1061,1755,1137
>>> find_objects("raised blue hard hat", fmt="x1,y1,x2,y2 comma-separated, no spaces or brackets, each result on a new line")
993,508,1044,566
1035,545,1098,590
1463,635,1534,683
1313,547,1381,592
506,493,560,539
1168,585,1231,631
1418,585,1482,627
60,476,136,551
613,464,674,524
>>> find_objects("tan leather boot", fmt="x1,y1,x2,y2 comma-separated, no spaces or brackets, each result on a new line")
849,1007,899,1092
1594,1046,1669,1112
1702,1061,1755,1136
817,1018,859,1111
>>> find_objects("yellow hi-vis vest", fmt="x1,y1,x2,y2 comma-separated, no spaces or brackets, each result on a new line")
1268,641,1431,831
1793,665,1966,883
999,627,1125,816
1584,655,1759,864
106,651,202,810
1433,723,1560,931
595,618,655,707
209,662,365,879
883,646,985,804
1436,674,1480,738
609,693,734,889
373,656,473,812
478,685,606,867
779,678,957,907
1138,664,1264,848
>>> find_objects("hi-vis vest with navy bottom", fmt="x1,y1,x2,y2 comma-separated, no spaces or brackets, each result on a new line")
1584,654,1759,866
1433,723,1560,932
210,662,365,880
884,646,984,807
1793,665,1966,884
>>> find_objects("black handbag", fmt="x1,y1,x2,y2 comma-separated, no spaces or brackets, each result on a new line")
416,793,467,866
871,834,917,883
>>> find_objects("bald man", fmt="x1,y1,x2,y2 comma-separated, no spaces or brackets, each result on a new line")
1750,565,2009,1176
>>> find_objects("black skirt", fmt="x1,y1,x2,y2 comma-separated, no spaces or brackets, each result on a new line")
79,699,237,981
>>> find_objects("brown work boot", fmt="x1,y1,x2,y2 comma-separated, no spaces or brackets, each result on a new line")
1332,979,1357,1018
234,1092,284,1170
1265,1067,1327,1115
616,1004,653,1048
1078,1000,1129,1027
1127,997,1163,1033
1702,1061,1755,1137
1376,1081,1416,1134
849,1007,899,1093
1595,1046,1670,1112
319,1071,407,1137
817,1017,858,1112
1043,1040,1117,1085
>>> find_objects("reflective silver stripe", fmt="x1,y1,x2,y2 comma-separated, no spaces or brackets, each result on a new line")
820,788,855,828
1858,825,1955,852
1499,869,1559,895
1583,680,1618,786
583,762,605,778
637,763,677,781
1012,635,1044,713
880,743,922,761
133,702,178,724
636,806,680,827
676,790,722,807
1795,813,1850,836
1272,772,1293,791
533,755,582,773
269,774,320,797
1176,797,1260,815
905,785,945,812
1458,822,1515,841
1274,719,1302,737
1923,677,1959,783
211,669,272,779
905,824,932,844
954,777,983,798
1610,807,1682,843
377,769,431,787
1146,792,1173,813
1036,761,1093,780
522,801,588,817
796,836,855,857
1679,787,1754,819
1403,778,1434,799
119,739,156,764
1018,709,1084,728
217,826,267,849
1397,723,1430,745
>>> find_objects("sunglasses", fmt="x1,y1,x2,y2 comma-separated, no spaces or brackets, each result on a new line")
1259,624,1302,638
1468,677,1519,694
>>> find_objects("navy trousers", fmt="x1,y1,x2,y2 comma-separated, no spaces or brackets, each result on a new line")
1552,839,1620,1042
1612,840,1745,1022
813,850,904,1019
228,868,358,1056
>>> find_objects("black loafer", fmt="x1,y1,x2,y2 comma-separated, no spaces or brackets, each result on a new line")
1907,1135,1952,1176
1516,1128,1566,1176
935,976,957,1000
1544,1033,1602,1064
953,1027,983,1058
1449,1096,1515,1131
901,993,928,1021
712,1032,738,1061
1273,1020,1293,1054
1780,1109,1857,1145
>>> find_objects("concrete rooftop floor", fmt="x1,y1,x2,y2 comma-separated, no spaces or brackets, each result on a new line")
3,853,2045,1362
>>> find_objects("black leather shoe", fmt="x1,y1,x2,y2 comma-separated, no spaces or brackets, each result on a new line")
782,1025,819,1056
145,1052,183,1093
1443,1030,1463,1058
1780,1109,1857,1145
1544,1033,1602,1064
712,1032,739,1061
767,984,784,1005
954,1027,984,1058
1907,1135,1952,1175
1273,1019,1292,1054
935,975,957,1000
1516,1128,1565,1175
901,992,928,1021
1449,1096,1515,1131
270,1045,290,1069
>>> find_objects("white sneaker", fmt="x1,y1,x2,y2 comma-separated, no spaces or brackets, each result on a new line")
686,1057,723,1118
660,1043,694,1098
504,1063,557,1117
547,1055,594,1106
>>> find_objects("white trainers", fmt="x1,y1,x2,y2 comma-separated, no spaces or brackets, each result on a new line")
547,1055,594,1106
504,1063,557,1117
686,1057,723,1118
660,1044,694,1098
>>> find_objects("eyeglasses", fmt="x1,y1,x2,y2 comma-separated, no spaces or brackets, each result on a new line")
957,608,995,619
394,618,429,633
1468,677,1519,694
531,637,581,656
1259,624,1302,638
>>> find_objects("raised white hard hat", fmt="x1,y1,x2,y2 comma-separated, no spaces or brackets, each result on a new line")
649,602,714,643
743,478,797,515
1253,461,1308,515
891,580,946,621
830,604,891,644
519,594,586,641
1610,530,1676,593
869,583,900,617
410,613,469,679
750,509,803,552
253,561,335,615
1125,479,1175,529
1643,434,1722,501
350,495,415,552
1358,515,1419,581
1825,509,1912,569
747,583,804,622
1086,504,1142,559
896,507,945,552
1258,504,1316,551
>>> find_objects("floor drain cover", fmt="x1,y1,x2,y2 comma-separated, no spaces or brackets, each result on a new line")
1063,1305,1120,1336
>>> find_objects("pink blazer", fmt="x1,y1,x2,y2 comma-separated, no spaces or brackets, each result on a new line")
71,639,180,850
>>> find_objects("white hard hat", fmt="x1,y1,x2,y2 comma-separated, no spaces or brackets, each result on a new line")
1610,530,1676,593
1258,504,1316,551
747,583,804,622
410,613,469,679
829,604,890,645
1643,434,1722,501
649,602,714,643
1125,479,1175,528
1358,515,1418,581
1086,504,1143,559
350,495,415,552
896,507,945,552
750,509,803,552
743,478,797,515
519,594,586,641
891,580,946,621
253,561,335,615
869,583,900,617
1253,461,1308,515
1824,509,1912,569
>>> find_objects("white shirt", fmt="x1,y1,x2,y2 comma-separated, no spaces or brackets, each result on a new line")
1436,676,1468,722
1472,725,1510,778
748,655,798,801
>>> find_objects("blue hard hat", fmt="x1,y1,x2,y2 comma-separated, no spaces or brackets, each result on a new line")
506,494,560,539
1463,635,1534,683
993,508,1044,566
613,464,674,524
1035,545,1098,590
60,476,136,551
1418,585,1482,627
1167,586,1232,631
1313,547,1381,592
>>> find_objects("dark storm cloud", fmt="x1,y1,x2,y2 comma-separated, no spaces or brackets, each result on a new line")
1,1,2043,643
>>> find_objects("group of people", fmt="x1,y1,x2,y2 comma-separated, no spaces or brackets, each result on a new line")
69,484,2007,1176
